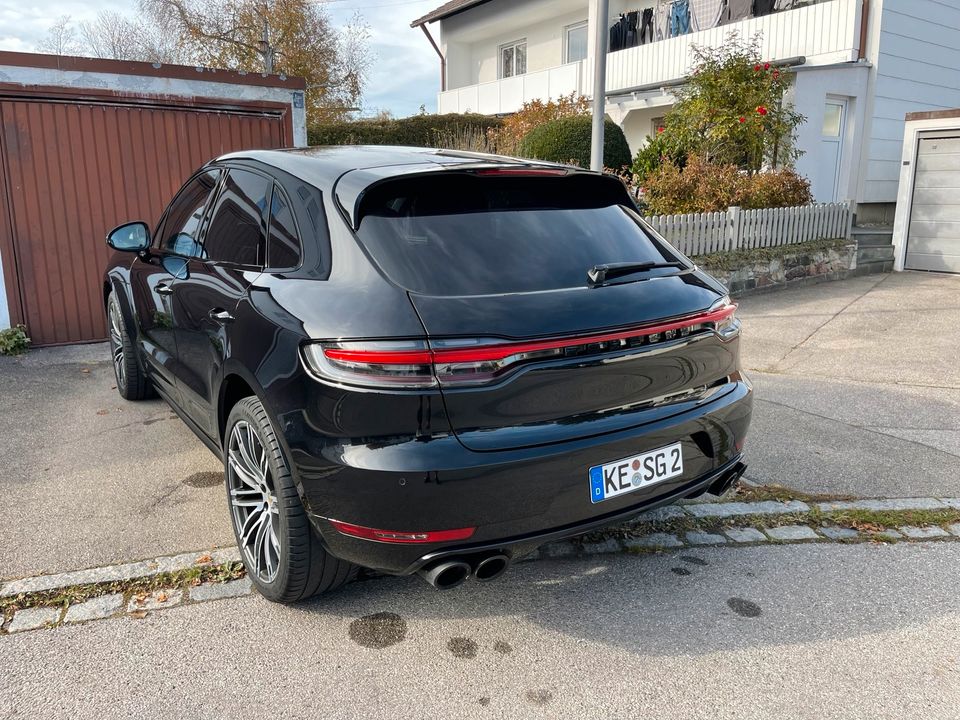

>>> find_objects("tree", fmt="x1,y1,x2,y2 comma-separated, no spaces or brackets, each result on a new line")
140,0,372,123
650,34,805,175
77,11,187,63
36,15,83,56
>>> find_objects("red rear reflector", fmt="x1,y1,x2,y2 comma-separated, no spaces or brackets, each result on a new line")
328,519,476,544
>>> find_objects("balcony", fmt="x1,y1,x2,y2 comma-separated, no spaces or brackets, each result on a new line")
438,0,863,115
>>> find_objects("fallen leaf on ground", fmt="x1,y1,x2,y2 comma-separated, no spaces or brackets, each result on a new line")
156,592,169,603
129,610,148,619
133,593,147,605
195,554,213,565
96,409,109,416
80,368,90,374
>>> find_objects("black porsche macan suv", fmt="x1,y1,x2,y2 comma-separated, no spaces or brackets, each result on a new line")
103,146,752,603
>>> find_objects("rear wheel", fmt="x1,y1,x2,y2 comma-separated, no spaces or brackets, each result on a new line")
107,291,152,400
224,396,356,603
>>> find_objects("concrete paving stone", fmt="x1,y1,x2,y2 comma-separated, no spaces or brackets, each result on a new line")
898,526,950,540
685,500,809,519
540,542,577,559
189,578,252,603
126,589,184,612
816,498,947,513
940,498,960,510
63,593,125,624
765,525,820,542
877,529,903,541
723,528,768,543
633,505,688,522
947,524,960,537
0,547,241,599
624,533,685,550
685,531,727,545
581,538,622,555
7,606,61,633
819,527,860,541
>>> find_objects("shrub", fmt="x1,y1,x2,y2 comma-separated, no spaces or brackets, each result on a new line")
641,155,812,215
516,116,632,170
740,167,812,208
492,93,591,154
631,130,691,184
308,113,503,148
0,324,30,355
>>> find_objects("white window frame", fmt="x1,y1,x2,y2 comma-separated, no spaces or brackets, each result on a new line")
564,21,589,64
499,38,527,79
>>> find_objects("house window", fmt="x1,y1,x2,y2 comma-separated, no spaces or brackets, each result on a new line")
565,22,588,63
500,39,527,78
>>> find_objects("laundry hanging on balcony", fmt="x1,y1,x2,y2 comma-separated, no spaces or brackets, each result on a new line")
721,0,752,24
669,0,692,36
752,0,776,16
690,0,727,30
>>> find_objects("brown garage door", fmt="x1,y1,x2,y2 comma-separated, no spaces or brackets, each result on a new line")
0,86,293,345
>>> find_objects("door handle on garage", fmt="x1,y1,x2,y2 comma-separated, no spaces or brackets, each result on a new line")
209,308,235,324
155,282,174,296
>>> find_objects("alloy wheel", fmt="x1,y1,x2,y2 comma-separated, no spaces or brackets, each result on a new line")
108,299,125,387
227,420,282,583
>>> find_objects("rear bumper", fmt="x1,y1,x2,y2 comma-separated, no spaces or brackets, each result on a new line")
292,379,752,575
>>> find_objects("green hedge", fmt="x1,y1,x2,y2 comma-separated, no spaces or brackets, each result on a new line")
516,116,631,170
308,113,503,147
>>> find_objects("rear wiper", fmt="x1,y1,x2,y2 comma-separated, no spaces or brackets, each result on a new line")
587,261,688,286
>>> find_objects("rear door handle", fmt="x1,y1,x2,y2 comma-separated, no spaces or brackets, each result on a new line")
208,308,235,324
155,282,174,296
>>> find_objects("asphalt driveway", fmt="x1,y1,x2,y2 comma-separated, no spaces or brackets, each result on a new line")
2,270,958,580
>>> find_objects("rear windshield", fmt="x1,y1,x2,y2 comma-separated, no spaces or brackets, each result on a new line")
354,173,678,296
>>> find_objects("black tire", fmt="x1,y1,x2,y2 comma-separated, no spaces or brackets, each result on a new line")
107,291,152,401
224,395,357,603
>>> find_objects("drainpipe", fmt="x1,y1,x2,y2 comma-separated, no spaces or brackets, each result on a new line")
858,0,869,60
419,24,446,92
590,0,609,171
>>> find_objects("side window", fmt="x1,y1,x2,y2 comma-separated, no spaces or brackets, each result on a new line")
203,169,271,267
267,184,301,269
161,169,221,257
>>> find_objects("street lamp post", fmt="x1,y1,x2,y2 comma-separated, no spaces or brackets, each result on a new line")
590,0,609,172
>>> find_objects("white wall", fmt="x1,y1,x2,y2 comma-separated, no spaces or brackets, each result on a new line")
859,0,960,204
441,0,588,87
792,64,870,203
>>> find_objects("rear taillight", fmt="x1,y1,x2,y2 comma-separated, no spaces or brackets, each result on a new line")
328,519,475,544
302,302,740,390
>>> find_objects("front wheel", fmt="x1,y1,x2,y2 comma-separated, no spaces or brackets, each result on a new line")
107,291,152,400
224,396,356,603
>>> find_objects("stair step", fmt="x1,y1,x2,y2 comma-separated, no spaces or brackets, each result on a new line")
857,246,895,263
852,225,894,247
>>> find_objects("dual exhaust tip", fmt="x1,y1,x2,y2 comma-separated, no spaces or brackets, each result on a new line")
418,553,510,590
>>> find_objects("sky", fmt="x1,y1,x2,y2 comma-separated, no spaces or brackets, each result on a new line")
0,0,442,117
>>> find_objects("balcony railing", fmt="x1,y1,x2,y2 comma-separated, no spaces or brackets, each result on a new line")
438,0,862,115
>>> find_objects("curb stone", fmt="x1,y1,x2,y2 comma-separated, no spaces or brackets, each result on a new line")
723,528,768,543
685,531,727,545
898,526,950,540
765,525,820,542
190,578,253,602
7,606,62,634
64,593,125,623
126,589,184,612
816,498,947,512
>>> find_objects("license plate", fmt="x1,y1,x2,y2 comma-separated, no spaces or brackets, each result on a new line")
589,442,683,503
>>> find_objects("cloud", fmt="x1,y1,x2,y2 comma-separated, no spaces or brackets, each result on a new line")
0,0,442,117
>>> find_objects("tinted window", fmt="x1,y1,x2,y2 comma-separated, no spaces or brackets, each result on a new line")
160,170,220,256
267,184,301,269
355,174,674,296
203,169,271,266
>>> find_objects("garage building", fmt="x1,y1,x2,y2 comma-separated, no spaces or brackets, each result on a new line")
0,52,306,346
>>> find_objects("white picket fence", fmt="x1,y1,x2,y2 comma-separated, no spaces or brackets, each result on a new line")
643,202,853,257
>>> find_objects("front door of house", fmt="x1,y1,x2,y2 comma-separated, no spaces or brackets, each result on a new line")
815,99,846,202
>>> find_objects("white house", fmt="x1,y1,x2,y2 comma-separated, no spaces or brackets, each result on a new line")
412,0,960,226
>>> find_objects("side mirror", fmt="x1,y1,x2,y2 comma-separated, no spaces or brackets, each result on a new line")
106,222,150,252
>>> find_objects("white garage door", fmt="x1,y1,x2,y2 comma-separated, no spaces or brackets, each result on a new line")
906,136,960,273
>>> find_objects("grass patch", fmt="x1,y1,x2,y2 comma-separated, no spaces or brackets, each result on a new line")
1,561,245,621
694,237,851,272
730,481,855,504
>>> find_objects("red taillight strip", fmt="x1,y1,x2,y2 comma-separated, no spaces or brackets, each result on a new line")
328,519,476,544
323,304,736,366
472,167,569,177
